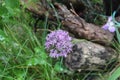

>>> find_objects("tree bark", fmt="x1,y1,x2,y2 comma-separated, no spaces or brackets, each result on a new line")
20,1,114,45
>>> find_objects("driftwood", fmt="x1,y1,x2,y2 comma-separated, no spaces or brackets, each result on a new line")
20,0,114,45
65,39,117,72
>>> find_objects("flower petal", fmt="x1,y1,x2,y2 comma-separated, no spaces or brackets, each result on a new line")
108,16,112,22
102,24,109,30
108,26,116,32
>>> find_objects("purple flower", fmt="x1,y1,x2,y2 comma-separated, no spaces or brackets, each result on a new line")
102,16,116,32
45,30,73,58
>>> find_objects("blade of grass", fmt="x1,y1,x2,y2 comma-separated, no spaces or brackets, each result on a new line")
108,66,120,80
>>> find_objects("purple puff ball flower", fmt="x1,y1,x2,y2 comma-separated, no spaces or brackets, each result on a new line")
45,30,73,58
102,16,116,32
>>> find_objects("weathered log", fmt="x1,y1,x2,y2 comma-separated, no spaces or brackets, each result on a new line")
20,0,114,45
55,3,114,45
65,39,118,72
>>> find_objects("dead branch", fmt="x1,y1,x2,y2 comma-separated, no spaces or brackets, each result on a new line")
21,0,114,45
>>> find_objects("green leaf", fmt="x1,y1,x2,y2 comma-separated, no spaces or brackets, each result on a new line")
0,5,8,16
34,47,47,59
34,47,41,53
26,57,47,66
5,0,20,8
116,28,120,44
13,70,25,80
108,67,120,80
54,62,63,72
26,47,48,66
27,57,40,66
0,29,6,41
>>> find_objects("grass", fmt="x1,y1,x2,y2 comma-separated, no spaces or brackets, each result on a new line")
0,14,57,80
0,0,120,80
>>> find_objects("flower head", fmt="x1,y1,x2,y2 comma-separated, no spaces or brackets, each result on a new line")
45,30,73,58
102,16,116,32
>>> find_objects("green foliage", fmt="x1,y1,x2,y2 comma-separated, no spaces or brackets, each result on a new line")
5,0,20,8
106,10,120,80
0,0,20,27
113,11,120,44
26,47,48,66
0,0,58,80
108,67,120,80
116,28,120,44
